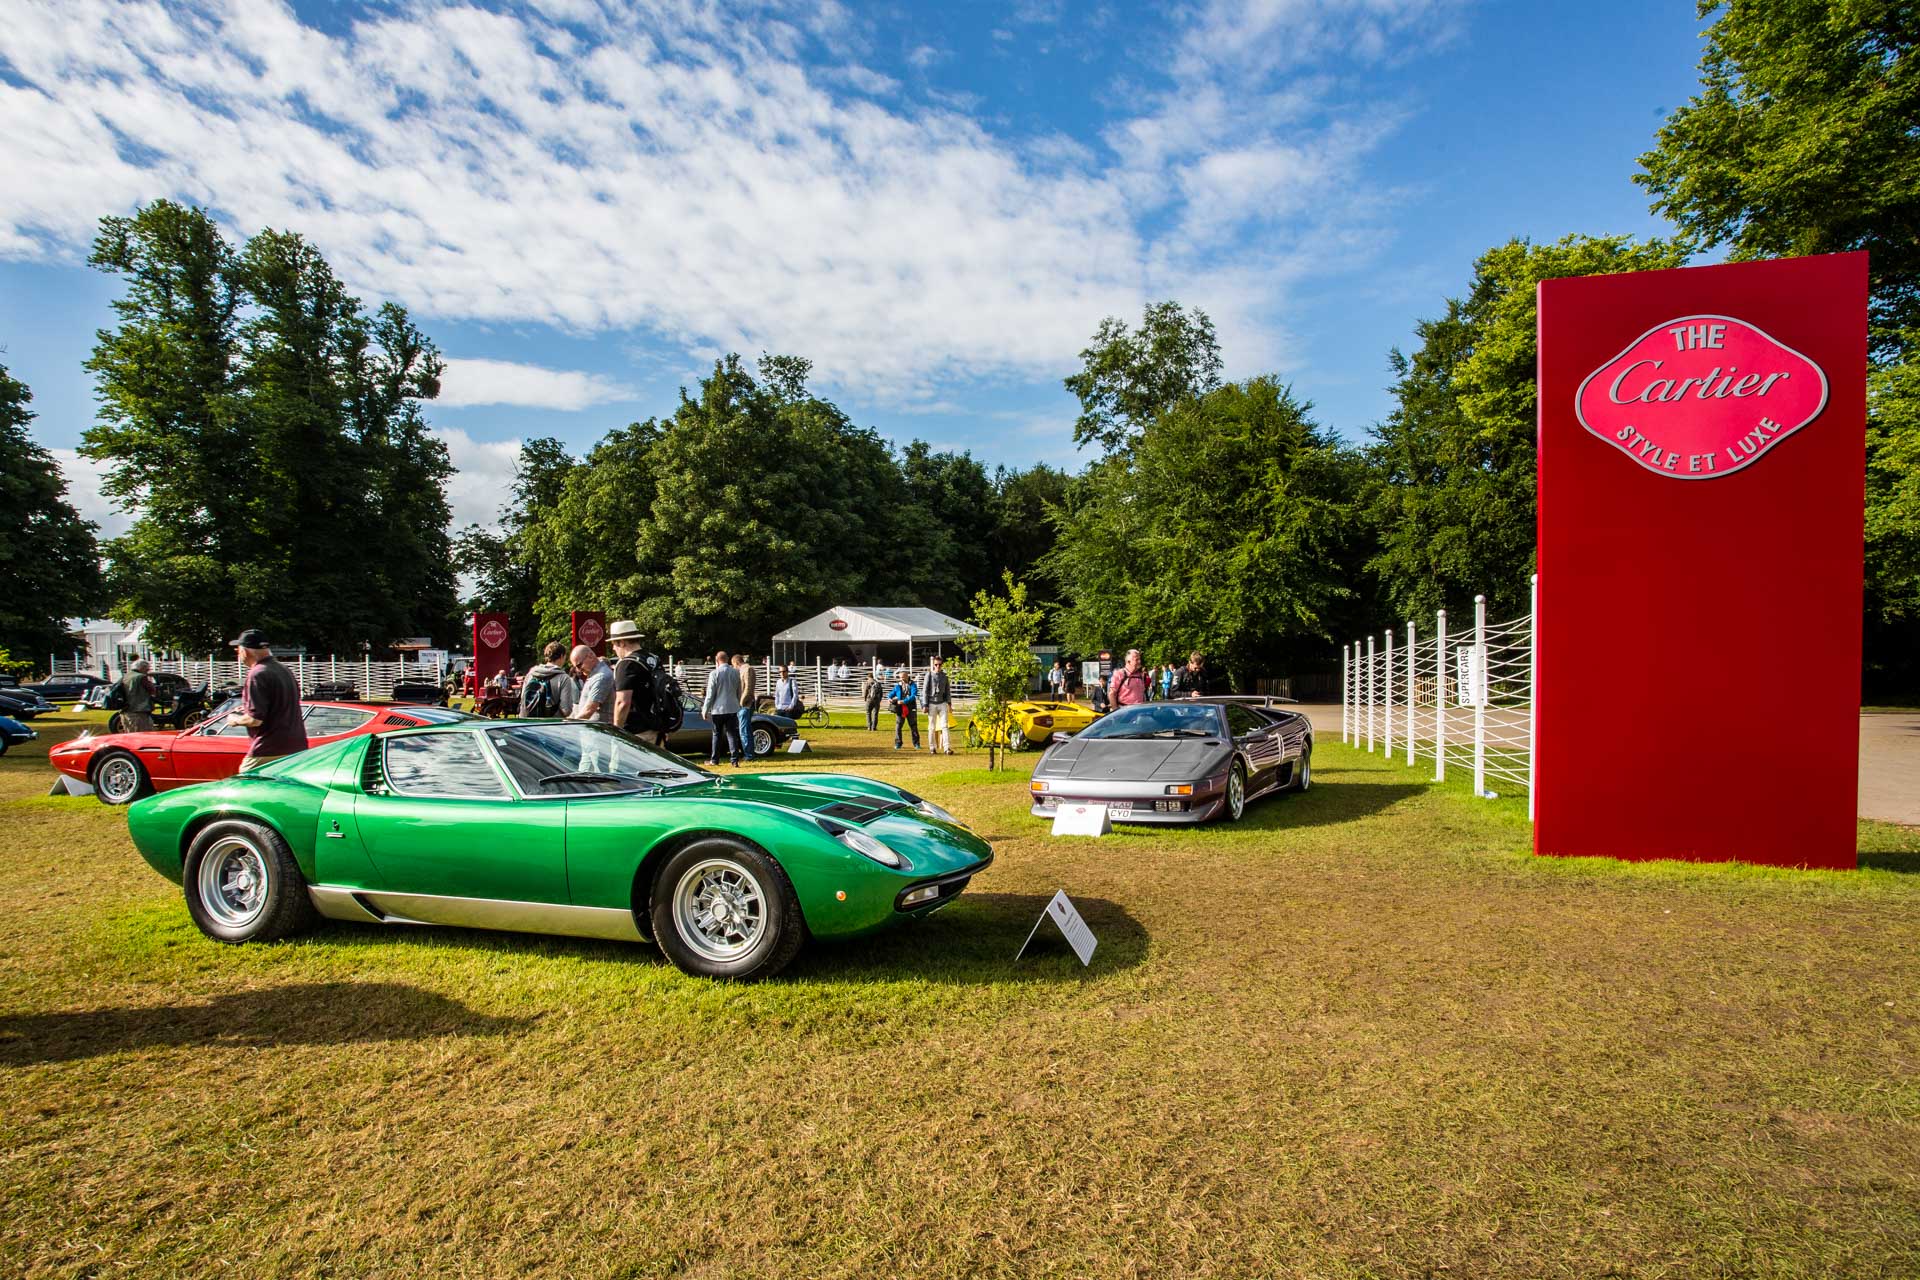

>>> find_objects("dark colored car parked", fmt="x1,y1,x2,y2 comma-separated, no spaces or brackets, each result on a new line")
666,694,797,759
24,673,113,703
0,715,36,755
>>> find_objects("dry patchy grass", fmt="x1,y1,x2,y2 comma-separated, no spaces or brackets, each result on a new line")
1,710,1917,1278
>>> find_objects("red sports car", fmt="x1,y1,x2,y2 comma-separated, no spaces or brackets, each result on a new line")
50,701,476,805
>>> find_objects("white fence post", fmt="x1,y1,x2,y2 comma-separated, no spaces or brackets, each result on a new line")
1473,594,1487,798
1365,635,1376,752
1341,643,1351,744
1435,609,1448,782
1405,619,1416,767
1383,629,1394,758
1528,573,1539,821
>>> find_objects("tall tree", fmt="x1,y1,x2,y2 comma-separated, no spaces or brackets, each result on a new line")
1064,301,1223,455
987,463,1071,593
899,441,992,612
954,574,1043,771
458,436,579,662
84,202,456,652
1365,235,1687,620
0,362,104,661
1637,0,1920,353
1044,377,1363,687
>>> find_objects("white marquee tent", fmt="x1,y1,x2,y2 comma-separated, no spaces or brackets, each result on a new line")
770,606,985,668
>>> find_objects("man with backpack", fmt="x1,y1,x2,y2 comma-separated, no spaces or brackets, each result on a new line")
519,642,578,718
608,620,659,739
863,668,884,731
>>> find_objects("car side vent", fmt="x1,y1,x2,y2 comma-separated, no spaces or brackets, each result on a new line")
360,742,388,795
813,801,893,824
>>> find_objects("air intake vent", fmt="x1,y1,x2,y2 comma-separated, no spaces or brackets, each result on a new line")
813,800,897,824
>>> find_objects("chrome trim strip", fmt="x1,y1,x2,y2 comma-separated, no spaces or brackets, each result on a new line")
307,884,643,943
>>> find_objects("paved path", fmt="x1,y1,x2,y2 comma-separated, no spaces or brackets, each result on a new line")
1296,704,1920,826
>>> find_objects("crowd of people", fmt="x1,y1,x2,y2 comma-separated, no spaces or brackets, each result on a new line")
1047,650,1213,713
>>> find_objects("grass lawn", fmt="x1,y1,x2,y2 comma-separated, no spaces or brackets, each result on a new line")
2,709,1918,1278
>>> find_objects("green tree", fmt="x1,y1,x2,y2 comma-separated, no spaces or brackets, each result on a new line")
987,463,1071,595
1064,301,1223,454
1044,377,1364,687
1866,347,1920,693
900,441,992,611
1365,235,1688,620
83,202,455,652
458,436,581,661
1636,0,1920,352
954,573,1043,770
0,362,104,662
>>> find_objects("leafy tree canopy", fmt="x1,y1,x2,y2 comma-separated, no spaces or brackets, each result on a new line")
0,362,104,661
1064,301,1223,455
954,573,1043,770
1637,0,1920,356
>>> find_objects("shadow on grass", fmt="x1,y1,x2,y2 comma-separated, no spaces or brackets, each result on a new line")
786,892,1147,983
1860,848,1920,874
1232,781,1431,831
0,982,532,1067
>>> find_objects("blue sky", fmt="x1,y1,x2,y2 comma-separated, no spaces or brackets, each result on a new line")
0,0,1708,536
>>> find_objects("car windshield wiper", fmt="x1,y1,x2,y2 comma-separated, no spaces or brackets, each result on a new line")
538,771,649,786
631,768,689,778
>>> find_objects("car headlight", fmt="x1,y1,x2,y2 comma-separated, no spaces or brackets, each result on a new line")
914,798,958,825
837,827,905,868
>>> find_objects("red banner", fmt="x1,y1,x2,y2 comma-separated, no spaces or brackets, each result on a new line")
1536,252,1865,869
472,612,511,684
571,610,607,656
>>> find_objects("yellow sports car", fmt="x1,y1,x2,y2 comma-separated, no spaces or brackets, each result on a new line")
966,699,1100,751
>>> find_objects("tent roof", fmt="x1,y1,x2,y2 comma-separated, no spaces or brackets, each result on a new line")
771,606,986,644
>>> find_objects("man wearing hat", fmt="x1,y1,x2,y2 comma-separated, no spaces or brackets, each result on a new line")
118,658,158,733
228,629,307,771
607,620,657,739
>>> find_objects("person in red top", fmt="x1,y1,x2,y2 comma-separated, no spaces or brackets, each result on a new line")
1108,648,1151,708
229,629,308,771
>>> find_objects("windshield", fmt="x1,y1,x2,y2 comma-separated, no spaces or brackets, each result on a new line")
1075,702,1223,740
486,722,710,796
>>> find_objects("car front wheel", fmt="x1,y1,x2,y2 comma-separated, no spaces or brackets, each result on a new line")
751,726,776,757
652,838,804,981
1223,760,1248,822
183,819,318,943
91,750,152,806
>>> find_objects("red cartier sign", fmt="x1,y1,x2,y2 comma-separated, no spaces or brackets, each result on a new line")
1575,314,1829,479
472,611,511,682
1537,252,1865,871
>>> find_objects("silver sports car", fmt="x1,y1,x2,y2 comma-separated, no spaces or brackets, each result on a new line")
1027,698,1312,824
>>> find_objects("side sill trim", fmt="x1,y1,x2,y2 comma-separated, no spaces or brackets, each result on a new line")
306,884,643,944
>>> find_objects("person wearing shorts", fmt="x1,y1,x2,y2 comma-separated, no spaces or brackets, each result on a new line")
924,654,954,754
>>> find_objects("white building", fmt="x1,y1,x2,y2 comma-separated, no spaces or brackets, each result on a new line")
769,606,985,670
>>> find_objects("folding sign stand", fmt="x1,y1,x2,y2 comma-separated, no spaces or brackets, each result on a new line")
1015,890,1098,966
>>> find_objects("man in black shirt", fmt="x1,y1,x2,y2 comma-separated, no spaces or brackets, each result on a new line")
1171,650,1210,699
607,620,656,737
229,629,307,770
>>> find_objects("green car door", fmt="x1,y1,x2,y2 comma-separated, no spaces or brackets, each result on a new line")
348,730,567,905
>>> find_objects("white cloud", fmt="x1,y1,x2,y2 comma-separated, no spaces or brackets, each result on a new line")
432,426,523,532
0,0,1450,402
436,358,631,410
52,449,132,540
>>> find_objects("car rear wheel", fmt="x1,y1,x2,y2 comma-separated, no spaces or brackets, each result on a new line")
183,819,318,943
1223,760,1248,822
751,726,776,756
1291,744,1313,792
91,750,152,806
652,838,804,981
107,711,127,735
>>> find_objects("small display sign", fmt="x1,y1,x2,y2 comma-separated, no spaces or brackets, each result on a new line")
1051,802,1110,837
1016,890,1098,966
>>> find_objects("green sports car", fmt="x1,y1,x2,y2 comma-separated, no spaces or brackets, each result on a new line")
124,720,992,980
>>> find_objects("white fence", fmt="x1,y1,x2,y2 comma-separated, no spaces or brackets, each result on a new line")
1340,577,1536,814
55,654,445,700
670,661,978,711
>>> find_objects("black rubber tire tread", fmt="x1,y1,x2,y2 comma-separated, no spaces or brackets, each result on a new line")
650,837,805,981
90,749,152,806
1292,743,1313,792
182,818,318,944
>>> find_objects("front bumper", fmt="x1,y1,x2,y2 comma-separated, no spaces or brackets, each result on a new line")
1029,775,1227,825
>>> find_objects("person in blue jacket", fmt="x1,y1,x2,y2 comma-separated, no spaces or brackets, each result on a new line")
888,670,921,750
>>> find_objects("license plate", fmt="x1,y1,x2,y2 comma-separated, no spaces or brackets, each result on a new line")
1108,800,1133,813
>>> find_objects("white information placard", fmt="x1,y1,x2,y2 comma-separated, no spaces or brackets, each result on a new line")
1016,889,1098,966
1050,802,1111,837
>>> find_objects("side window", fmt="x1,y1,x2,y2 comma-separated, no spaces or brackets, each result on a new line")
304,706,374,737
382,734,508,799
201,714,251,738
1224,705,1263,737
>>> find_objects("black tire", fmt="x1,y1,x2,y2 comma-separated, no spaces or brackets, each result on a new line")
90,750,152,806
651,838,805,980
751,725,776,757
182,819,318,943
106,711,127,735
1291,743,1313,792
1222,759,1249,822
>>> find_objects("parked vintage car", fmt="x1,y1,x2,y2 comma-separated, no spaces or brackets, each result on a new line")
0,715,36,755
104,672,217,732
49,701,474,805
0,686,55,720
24,673,114,704
967,698,1099,751
666,693,797,758
1027,698,1312,824
122,719,992,980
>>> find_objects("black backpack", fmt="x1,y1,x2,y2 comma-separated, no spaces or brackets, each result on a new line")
521,673,561,719
651,665,685,733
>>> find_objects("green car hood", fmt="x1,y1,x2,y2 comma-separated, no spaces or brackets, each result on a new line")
669,771,989,875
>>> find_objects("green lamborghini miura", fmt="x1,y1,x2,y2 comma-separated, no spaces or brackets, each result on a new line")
124,720,992,980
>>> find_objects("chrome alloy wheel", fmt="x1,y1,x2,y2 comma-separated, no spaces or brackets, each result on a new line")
752,727,775,756
197,835,270,930
1226,764,1246,819
672,859,768,962
96,755,142,804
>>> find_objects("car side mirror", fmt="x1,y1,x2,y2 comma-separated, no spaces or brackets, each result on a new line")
1051,732,1072,744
